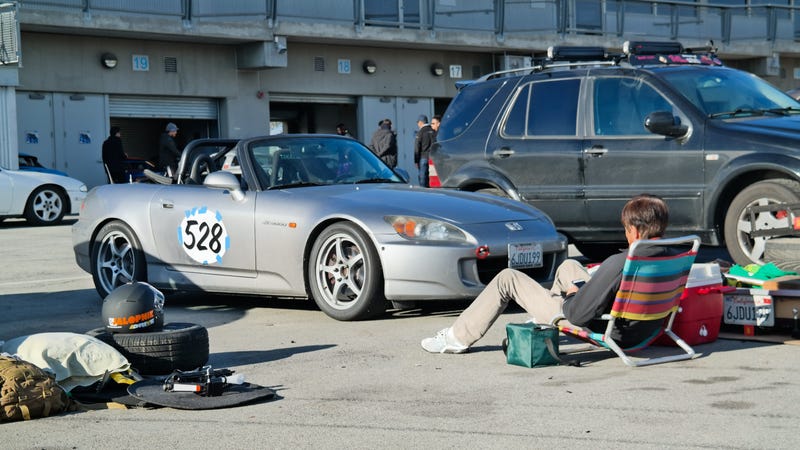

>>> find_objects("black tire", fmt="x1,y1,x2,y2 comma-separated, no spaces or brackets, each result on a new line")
87,323,209,375
91,221,147,298
24,185,66,226
573,242,621,263
765,237,800,273
307,222,385,321
724,179,800,266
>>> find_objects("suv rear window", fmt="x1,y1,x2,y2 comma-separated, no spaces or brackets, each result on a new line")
439,77,509,141
503,78,580,136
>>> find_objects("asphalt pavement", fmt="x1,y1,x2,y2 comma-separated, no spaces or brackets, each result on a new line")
1,218,799,449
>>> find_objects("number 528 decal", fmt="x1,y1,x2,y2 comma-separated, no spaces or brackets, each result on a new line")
178,206,230,265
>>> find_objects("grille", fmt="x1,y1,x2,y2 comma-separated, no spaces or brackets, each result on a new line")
164,56,178,72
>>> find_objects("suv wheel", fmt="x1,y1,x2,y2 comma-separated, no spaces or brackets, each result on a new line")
723,179,800,266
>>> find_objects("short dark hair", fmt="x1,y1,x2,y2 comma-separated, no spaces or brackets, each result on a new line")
110,126,120,136
621,194,669,239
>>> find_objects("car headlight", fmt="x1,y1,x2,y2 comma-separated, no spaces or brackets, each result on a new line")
384,215,468,242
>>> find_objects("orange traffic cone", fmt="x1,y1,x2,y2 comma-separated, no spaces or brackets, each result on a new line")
428,159,441,188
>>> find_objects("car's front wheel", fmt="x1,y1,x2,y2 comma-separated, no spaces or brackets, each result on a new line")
724,179,800,266
91,221,147,298
24,186,66,225
308,222,385,321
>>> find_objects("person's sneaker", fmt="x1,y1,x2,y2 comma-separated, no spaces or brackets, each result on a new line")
421,327,469,354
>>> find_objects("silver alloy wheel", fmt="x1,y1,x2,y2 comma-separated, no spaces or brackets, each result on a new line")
313,231,366,311
31,188,63,222
732,196,787,264
96,230,137,295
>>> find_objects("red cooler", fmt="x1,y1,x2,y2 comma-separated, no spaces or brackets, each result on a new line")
655,263,725,346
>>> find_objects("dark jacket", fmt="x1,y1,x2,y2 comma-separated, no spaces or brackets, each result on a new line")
369,125,398,168
414,124,435,164
158,133,181,173
562,245,672,348
102,136,126,182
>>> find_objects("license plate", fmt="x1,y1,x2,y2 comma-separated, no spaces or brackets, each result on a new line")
723,293,775,327
508,243,543,269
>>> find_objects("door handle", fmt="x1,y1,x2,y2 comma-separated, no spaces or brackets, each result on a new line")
161,200,174,209
583,146,608,157
492,148,515,158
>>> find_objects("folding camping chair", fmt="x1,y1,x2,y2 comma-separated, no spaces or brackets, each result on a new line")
557,235,701,367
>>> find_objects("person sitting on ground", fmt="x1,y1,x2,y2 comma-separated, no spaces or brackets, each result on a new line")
421,194,673,354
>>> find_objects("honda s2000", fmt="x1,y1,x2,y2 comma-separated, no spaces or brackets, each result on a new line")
73,135,567,320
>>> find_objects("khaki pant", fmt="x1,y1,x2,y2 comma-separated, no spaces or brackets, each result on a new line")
451,259,589,347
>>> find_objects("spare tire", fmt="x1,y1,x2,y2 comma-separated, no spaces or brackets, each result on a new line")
87,323,209,375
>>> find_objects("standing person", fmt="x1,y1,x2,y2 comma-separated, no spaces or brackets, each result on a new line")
421,194,672,354
431,114,441,137
368,118,397,168
335,123,352,136
102,126,127,183
158,122,181,176
414,114,436,187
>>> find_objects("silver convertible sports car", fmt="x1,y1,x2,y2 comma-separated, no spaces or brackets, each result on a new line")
73,135,568,320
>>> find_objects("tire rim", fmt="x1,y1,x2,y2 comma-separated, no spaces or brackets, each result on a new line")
734,196,790,264
32,189,62,222
96,230,137,294
313,232,366,311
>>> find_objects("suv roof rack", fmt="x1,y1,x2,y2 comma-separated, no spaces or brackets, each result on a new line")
472,40,722,85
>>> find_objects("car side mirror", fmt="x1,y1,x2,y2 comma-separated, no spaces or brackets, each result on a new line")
644,111,689,138
204,171,245,201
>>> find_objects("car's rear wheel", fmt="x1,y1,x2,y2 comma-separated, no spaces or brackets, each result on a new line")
724,179,800,267
91,221,147,298
308,222,385,321
24,186,66,226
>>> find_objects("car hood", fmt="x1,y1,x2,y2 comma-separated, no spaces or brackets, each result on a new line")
722,115,800,137
318,184,551,225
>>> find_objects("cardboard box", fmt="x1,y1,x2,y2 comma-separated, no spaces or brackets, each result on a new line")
655,263,724,346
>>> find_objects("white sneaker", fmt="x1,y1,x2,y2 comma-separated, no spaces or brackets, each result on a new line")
421,327,469,354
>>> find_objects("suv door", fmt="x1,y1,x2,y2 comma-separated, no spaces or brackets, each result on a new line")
487,77,586,231
581,74,704,240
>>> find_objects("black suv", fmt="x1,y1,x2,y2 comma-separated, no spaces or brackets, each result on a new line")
430,41,800,265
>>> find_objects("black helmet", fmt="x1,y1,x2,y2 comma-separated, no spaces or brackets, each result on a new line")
102,282,165,333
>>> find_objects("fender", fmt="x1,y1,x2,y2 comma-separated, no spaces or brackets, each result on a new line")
442,161,522,201
705,152,800,231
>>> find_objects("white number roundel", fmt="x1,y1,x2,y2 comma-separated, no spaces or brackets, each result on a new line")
179,207,230,264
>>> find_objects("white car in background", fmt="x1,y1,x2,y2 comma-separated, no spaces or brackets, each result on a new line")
0,164,87,225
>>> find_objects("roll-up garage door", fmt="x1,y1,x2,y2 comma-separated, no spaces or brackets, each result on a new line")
109,95,218,119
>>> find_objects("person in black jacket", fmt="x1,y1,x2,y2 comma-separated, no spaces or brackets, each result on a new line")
102,126,127,183
421,194,671,354
414,114,435,186
368,119,397,168
158,122,181,175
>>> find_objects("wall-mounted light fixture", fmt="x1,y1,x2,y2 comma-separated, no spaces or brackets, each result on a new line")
430,63,445,77
363,60,377,74
273,36,287,55
100,52,118,69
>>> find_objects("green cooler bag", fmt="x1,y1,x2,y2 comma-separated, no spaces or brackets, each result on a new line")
503,322,560,368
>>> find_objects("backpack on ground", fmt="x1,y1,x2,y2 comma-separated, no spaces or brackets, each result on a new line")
0,355,72,422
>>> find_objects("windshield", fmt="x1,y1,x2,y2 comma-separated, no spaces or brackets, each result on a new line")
659,67,800,118
248,136,403,189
